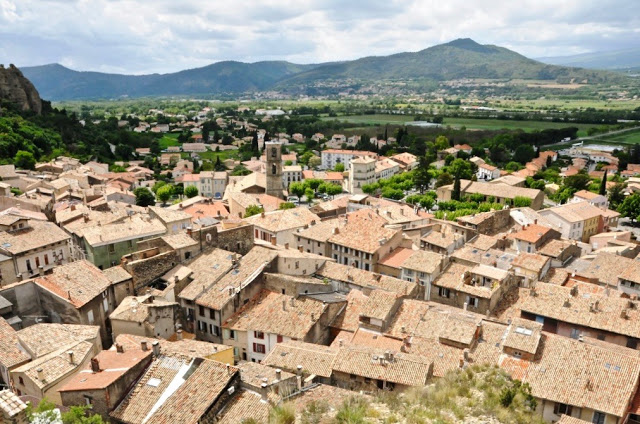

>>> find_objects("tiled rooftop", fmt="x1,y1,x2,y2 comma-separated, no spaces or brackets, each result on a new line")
0,220,70,255
17,323,100,358
34,260,112,308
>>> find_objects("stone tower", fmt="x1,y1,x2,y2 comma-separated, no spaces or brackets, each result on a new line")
265,141,284,199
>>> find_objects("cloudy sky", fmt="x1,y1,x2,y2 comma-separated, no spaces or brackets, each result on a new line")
1,0,639,74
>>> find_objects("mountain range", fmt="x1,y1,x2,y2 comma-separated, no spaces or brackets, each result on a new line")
20,38,620,101
538,47,640,71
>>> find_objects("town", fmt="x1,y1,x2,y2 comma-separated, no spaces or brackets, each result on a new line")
2,100,640,424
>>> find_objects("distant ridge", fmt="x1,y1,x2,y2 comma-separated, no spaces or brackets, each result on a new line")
20,39,619,100
537,47,640,71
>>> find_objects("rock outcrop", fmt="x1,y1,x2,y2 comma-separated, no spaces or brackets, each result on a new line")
0,64,42,114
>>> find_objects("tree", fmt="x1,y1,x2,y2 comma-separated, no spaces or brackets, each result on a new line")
599,170,608,195
134,187,155,207
149,140,161,156
334,163,345,172
435,172,454,188
244,204,264,217
308,156,322,169
513,144,535,164
513,196,533,207
361,183,378,195
288,182,305,198
305,179,322,191
156,185,173,204
184,185,199,198
304,187,315,203
619,193,640,222
452,175,461,201
564,173,591,192
14,150,36,170
279,202,296,210
27,398,105,424
324,183,343,196
231,165,251,176
151,181,167,194
214,156,226,171
434,135,449,151
609,183,625,210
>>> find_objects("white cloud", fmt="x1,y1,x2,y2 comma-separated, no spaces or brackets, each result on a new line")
0,0,638,73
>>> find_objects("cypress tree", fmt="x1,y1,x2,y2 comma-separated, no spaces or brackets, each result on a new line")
452,175,461,201
599,169,608,196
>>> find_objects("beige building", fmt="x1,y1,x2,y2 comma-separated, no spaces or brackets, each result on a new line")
110,295,180,340
348,156,376,194
245,208,320,246
436,180,545,210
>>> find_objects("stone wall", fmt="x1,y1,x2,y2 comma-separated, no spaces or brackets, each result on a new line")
189,223,254,256
122,250,180,292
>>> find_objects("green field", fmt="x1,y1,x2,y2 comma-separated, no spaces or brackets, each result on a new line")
183,148,239,162
158,133,180,149
322,114,605,136
593,128,640,145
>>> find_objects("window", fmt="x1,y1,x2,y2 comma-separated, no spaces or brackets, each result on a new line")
553,403,572,416
513,351,522,358
44,254,49,265
254,331,265,339
84,396,92,406
108,244,115,254
253,343,266,354
26,259,32,272
592,411,605,424
229,330,236,340
199,305,205,316
103,298,109,313
19,376,24,385
438,287,450,298
277,335,283,343
35,256,40,267
467,297,478,308
570,328,581,339
209,309,215,320
87,310,94,324
597,334,606,341
350,374,356,380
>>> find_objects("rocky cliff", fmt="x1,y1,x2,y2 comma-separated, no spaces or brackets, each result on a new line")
0,64,42,114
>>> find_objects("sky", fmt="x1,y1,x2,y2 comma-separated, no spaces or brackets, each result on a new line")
1,0,639,75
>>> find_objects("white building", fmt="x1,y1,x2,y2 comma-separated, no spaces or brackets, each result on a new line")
321,149,377,170
348,156,376,194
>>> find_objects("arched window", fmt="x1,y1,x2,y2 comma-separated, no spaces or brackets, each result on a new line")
272,164,277,175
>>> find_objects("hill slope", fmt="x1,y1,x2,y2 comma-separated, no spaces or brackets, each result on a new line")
22,61,315,100
21,39,619,100
538,47,640,70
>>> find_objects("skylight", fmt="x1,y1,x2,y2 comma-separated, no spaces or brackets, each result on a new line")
515,327,533,336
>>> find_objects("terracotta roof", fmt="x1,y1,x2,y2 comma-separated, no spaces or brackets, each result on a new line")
145,359,238,424
360,289,399,321
59,348,152,392
500,333,640,417
508,224,555,244
177,248,236,302
502,318,542,355
81,216,166,247
330,290,369,332
378,247,415,269
17,323,99,358
237,360,295,388
556,416,591,424
512,253,550,273
12,340,94,390
115,334,229,359
537,239,576,259
400,250,445,274
0,220,71,255
315,261,417,296
183,202,229,221
542,201,603,223
246,208,320,233
296,217,347,243
160,233,197,250
195,247,278,310
102,265,132,284
262,341,337,378
579,252,634,287
521,282,640,339
215,389,271,424
332,345,431,386
0,389,27,418
421,230,462,249
34,260,112,308
110,295,178,324
223,290,327,340
0,318,30,369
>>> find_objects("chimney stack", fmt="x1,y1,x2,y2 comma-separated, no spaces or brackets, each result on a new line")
463,302,468,311
261,211,265,218
152,341,160,356
297,365,303,376
177,329,183,340
261,383,268,401
282,300,287,311
37,368,44,380
140,341,148,351
298,245,303,253
68,351,75,364
284,242,289,249
91,358,100,373
38,266,44,277
270,237,276,246
275,369,282,380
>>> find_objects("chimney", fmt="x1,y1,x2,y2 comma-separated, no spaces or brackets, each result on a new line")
578,334,584,343
37,368,44,380
141,341,148,351
152,341,160,356
311,313,315,321
68,351,75,364
261,383,268,401
282,300,287,311
463,302,468,311
91,358,100,373
333,227,339,235
296,365,303,376
270,237,276,246
38,266,44,277
338,339,344,347
284,243,289,249
226,363,232,375
261,211,265,218
229,287,234,296
176,329,183,340
298,245,303,252
116,343,124,353
534,219,538,224
275,368,282,381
